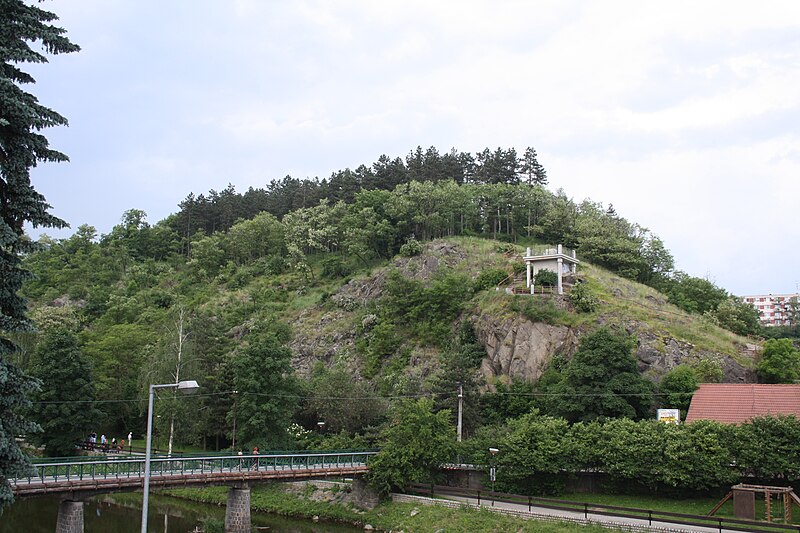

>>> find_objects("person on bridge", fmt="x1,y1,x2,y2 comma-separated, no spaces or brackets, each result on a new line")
251,446,259,470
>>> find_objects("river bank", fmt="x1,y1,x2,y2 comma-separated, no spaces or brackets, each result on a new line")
164,482,616,532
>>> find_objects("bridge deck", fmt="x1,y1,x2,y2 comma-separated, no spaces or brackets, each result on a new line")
11,451,375,497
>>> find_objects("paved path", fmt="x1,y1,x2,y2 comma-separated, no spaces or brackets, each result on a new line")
414,493,759,533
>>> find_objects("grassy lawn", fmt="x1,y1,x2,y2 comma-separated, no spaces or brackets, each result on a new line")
552,492,799,526
165,483,622,532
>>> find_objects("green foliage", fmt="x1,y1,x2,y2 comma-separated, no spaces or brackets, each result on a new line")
319,256,351,279
481,380,537,426
29,330,100,456
81,323,151,429
692,359,724,383
497,412,572,494
569,281,598,313
0,1,78,509
428,331,486,437
757,338,800,383
541,328,653,422
662,272,728,315
398,237,423,257
509,296,570,325
473,268,509,292
304,366,387,434
0,344,40,508
231,331,298,448
474,414,800,495
730,415,800,481
658,364,698,416
357,318,403,377
534,269,557,287
384,270,472,346
367,398,456,494
708,297,762,337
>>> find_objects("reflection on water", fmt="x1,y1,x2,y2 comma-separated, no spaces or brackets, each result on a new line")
0,492,361,533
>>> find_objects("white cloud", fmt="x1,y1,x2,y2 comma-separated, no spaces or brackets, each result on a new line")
25,0,800,295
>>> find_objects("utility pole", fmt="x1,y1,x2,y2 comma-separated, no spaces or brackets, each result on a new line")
457,382,463,442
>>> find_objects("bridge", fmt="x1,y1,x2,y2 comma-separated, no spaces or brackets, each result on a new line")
10,450,376,533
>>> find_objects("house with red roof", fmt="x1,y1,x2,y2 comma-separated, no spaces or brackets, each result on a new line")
685,384,800,424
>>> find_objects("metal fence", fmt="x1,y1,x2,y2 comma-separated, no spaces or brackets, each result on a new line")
12,451,377,488
407,483,800,533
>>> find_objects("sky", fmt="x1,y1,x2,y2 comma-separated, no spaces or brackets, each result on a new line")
24,0,800,296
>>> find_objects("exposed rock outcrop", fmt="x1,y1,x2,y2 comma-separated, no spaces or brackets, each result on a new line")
475,314,579,387
474,307,757,386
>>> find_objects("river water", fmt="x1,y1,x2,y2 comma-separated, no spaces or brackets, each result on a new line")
0,492,362,533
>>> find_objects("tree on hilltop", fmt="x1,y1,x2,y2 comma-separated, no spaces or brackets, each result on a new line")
519,146,548,186
1,0,79,510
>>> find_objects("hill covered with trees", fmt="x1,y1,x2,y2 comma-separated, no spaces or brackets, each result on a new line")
15,146,770,457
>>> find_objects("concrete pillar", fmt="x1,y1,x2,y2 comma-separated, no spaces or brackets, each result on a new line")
526,261,531,288
56,500,84,533
557,258,563,295
225,486,251,533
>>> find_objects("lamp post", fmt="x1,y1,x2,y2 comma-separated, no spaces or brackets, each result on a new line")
488,447,499,506
141,380,199,533
231,390,239,451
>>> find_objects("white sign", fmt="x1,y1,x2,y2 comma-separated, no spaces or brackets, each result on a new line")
657,409,681,424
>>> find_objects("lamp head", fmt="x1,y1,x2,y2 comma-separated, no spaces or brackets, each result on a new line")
177,380,200,394
488,447,499,455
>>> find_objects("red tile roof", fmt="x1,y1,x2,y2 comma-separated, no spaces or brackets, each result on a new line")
685,384,800,424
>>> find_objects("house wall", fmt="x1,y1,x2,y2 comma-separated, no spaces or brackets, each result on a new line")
531,258,559,276
742,293,799,327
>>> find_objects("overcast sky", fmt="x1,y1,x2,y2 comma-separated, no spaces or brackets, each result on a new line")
25,0,800,296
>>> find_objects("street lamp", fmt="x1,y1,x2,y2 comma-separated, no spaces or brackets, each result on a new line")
141,380,199,533
231,390,239,451
488,447,499,506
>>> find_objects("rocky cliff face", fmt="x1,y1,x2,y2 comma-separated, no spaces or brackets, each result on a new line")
474,308,757,386
288,240,758,386
475,314,579,387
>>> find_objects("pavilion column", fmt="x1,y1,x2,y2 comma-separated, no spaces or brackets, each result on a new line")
557,257,563,295
56,500,84,533
225,485,251,533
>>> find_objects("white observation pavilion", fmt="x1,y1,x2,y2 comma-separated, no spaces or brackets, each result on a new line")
523,245,579,295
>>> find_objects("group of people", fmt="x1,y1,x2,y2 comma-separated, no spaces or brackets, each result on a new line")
237,446,260,469
86,431,133,453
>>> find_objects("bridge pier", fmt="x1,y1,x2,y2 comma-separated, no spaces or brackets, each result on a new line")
225,484,251,533
56,499,84,533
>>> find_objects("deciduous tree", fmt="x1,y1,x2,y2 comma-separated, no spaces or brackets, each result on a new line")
29,329,99,456
367,398,456,494
757,338,800,383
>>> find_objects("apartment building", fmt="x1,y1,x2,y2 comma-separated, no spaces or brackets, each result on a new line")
741,293,799,327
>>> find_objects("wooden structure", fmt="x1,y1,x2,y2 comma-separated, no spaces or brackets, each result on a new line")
708,484,800,523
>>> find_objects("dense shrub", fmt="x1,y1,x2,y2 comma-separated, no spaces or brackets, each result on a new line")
399,238,423,257
474,268,509,292
569,281,598,312
534,269,557,287
486,413,800,496
384,270,472,346
320,257,351,279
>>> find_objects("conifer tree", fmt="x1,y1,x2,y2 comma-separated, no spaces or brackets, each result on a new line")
0,0,78,509
519,146,548,186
